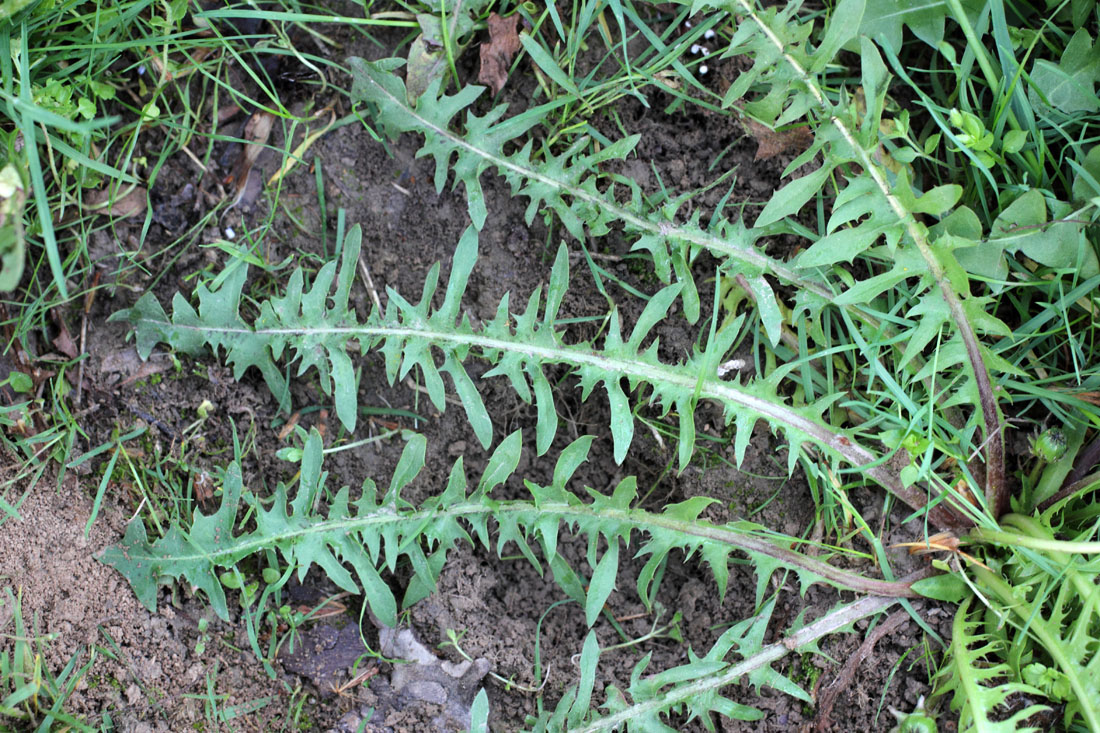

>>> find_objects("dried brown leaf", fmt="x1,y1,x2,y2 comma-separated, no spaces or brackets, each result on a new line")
116,359,170,389
83,185,148,219
217,103,242,126
742,118,813,161
225,111,275,204
101,346,170,388
242,111,276,162
478,13,521,95
50,309,78,359
406,13,447,103
194,470,215,507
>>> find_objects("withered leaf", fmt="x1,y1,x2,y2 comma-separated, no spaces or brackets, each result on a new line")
193,470,215,507
742,118,813,161
116,358,170,389
83,185,148,220
240,111,275,167
478,13,521,95
406,13,446,103
50,309,78,360
101,346,170,388
217,103,242,125
225,111,275,205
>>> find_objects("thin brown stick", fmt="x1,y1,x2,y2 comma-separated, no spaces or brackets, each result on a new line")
1038,469,1100,513
358,252,383,314
812,609,910,733
75,271,100,408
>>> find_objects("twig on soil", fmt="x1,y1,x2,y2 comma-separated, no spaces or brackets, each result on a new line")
75,271,99,407
357,252,384,313
127,404,177,438
331,663,379,697
179,144,210,174
811,608,910,733
128,496,147,523
404,377,463,407
567,251,621,262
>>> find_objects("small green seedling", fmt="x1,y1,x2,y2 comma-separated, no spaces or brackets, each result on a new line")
194,617,210,656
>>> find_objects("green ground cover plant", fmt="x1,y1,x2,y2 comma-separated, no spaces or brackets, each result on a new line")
0,588,101,730
5,0,1100,729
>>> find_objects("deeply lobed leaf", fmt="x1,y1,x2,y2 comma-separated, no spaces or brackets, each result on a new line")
113,221,969,527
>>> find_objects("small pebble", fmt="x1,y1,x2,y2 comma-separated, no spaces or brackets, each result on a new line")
224,226,235,239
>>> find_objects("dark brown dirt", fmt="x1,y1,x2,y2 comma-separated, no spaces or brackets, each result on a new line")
0,8,951,733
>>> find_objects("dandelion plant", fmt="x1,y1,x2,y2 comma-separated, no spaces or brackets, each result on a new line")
100,0,1100,729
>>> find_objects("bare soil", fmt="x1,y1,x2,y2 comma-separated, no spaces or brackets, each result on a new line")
1,10,953,733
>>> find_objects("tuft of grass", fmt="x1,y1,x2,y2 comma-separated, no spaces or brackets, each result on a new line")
0,587,101,730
